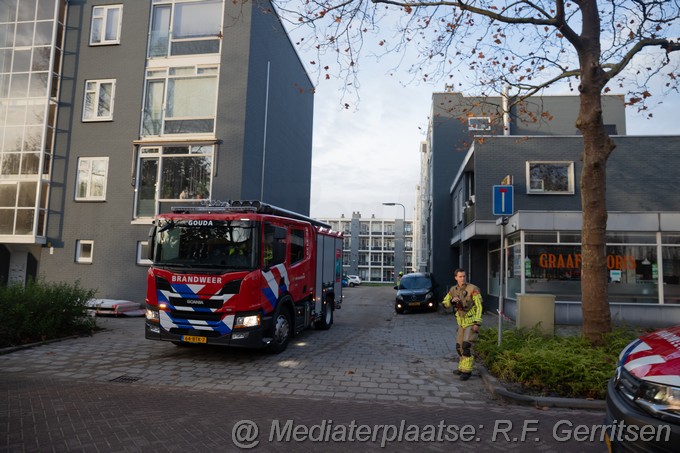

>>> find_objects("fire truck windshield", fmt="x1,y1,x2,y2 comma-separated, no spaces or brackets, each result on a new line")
153,219,258,270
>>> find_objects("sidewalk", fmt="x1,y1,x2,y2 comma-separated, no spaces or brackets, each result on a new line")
0,286,609,452
0,308,605,411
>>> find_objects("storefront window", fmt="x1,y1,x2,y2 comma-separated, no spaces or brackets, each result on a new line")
524,244,582,301
506,244,522,298
606,245,657,303
606,233,656,244
488,231,680,304
661,240,680,304
520,239,665,303
488,248,500,296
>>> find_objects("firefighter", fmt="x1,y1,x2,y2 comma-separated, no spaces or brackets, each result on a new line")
397,271,404,286
442,268,483,381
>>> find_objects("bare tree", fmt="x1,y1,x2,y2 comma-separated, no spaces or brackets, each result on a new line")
272,0,680,343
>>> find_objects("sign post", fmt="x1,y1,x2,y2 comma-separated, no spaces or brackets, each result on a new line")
493,185,513,346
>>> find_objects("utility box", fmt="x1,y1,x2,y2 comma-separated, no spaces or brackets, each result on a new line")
516,293,555,335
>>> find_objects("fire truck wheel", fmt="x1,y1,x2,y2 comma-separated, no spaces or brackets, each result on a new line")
268,306,292,353
316,298,333,330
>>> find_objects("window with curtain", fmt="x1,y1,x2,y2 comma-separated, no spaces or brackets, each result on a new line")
134,144,213,219
148,0,222,57
141,67,217,136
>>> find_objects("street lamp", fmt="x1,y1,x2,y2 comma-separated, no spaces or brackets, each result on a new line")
382,202,406,280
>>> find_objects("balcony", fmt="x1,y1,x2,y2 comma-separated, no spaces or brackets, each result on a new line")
464,204,476,226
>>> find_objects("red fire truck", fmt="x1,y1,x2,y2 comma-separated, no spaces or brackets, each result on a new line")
144,200,343,353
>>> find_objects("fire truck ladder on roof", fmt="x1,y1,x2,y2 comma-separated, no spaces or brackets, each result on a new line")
171,200,333,230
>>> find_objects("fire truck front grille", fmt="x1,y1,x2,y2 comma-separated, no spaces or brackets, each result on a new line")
169,328,222,338
169,297,224,310
169,310,224,322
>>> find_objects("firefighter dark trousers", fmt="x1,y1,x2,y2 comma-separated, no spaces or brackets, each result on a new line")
456,325,478,373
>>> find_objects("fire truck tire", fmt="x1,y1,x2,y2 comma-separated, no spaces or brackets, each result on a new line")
316,298,333,330
268,305,292,353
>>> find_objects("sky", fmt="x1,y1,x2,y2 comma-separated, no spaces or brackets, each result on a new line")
308,72,433,220
285,23,680,221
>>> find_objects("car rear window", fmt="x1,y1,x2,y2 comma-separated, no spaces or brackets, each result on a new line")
400,276,432,289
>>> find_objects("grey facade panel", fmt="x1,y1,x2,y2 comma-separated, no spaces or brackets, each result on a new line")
465,135,680,222
41,1,151,301
213,3,253,202
241,3,313,215
511,95,626,136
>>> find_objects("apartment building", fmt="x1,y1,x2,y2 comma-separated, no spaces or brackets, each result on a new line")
318,212,415,283
1,0,314,301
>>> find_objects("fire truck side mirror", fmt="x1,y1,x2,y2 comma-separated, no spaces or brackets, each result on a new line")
147,226,156,261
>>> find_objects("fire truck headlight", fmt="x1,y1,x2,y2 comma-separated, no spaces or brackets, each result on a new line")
145,308,160,322
235,314,260,329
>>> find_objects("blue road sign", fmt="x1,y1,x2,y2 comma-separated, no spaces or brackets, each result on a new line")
493,185,513,216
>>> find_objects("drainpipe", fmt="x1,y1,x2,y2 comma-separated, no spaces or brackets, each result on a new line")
502,85,510,136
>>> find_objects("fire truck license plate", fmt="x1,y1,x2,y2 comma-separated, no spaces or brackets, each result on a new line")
182,335,207,344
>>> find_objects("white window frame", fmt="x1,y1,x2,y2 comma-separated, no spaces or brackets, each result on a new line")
90,5,124,46
148,0,224,58
526,161,575,195
137,241,152,266
133,144,214,220
75,157,109,201
83,79,116,121
468,117,491,131
76,240,94,264
141,66,218,136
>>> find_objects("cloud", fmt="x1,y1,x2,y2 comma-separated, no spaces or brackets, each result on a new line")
309,69,431,219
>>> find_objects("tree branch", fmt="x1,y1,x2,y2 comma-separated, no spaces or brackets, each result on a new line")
370,0,556,26
506,69,581,103
605,38,680,81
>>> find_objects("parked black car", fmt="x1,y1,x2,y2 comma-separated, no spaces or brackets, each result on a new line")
394,272,437,314
604,325,680,452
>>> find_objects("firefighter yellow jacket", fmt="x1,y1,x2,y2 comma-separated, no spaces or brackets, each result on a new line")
443,283,483,328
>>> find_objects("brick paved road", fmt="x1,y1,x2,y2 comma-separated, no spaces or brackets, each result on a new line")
1,285,608,452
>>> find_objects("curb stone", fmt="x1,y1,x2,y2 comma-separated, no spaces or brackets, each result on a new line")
0,335,84,356
478,363,606,410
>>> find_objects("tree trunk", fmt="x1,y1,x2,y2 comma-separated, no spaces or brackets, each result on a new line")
577,67,614,344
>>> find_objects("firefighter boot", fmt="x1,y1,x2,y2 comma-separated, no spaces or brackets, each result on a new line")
458,355,473,381
454,342,464,375
458,342,474,381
